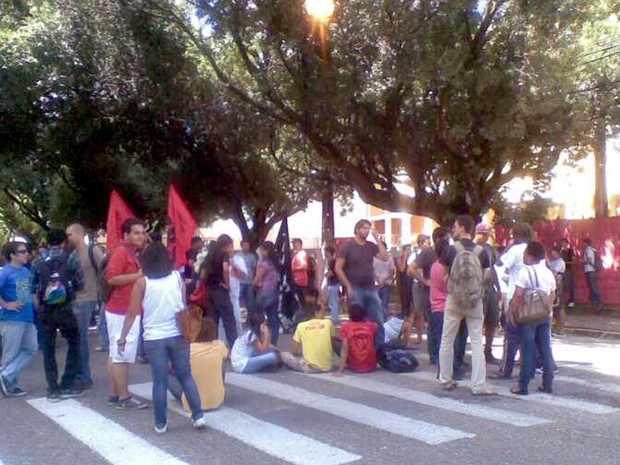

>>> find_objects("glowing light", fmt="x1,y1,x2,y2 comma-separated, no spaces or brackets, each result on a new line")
305,0,335,22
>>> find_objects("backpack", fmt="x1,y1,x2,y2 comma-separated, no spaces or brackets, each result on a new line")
448,242,484,309
590,247,604,272
378,347,419,373
39,250,74,306
514,266,552,325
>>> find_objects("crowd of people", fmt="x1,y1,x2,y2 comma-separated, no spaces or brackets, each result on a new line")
0,214,606,433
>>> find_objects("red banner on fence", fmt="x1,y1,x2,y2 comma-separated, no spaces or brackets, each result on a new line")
496,217,620,305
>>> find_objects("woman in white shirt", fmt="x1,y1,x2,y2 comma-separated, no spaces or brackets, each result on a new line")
230,311,280,373
118,242,206,434
508,241,556,395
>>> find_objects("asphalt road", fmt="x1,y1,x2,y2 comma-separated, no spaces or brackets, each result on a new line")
1,330,620,465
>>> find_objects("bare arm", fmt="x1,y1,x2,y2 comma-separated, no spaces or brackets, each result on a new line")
0,297,23,311
222,261,231,289
335,257,354,298
253,264,264,287
292,340,302,356
373,232,389,262
108,271,142,287
117,278,146,353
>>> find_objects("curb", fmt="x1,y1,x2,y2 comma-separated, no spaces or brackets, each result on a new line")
563,327,620,340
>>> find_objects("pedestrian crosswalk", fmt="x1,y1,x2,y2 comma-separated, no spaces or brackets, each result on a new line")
7,365,620,465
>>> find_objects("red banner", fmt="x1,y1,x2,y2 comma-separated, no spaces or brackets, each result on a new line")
167,185,197,269
105,190,135,249
496,217,620,305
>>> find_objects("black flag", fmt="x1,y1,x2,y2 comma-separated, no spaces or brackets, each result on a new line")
275,212,295,330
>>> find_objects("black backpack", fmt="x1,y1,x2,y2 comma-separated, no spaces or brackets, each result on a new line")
38,250,75,306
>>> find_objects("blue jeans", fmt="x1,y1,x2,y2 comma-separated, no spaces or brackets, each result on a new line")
143,336,203,426
377,284,391,319
241,349,279,373
328,285,341,324
255,290,280,345
98,304,109,349
0,320,38,389
501,318,522,378
519,317,554,391
73,300,97,382
585,271,602,306
352,288,385,347
240,282,255,313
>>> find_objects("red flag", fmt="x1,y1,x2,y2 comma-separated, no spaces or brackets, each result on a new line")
106,190,136,249
167,185,197,269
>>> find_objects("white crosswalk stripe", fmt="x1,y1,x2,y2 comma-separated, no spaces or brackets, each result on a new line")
408,371,619,414
27,397,192,465
129,383,361,465
553,375,620,396
227,373,475,445
297,372,552,427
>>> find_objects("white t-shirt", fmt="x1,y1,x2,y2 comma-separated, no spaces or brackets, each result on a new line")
548,258,566,275
584,246,596,273
230,330,257,373
383,316,405,344
515,262,557,297
229,254,248,298
500,243,528,302
495,265,508,294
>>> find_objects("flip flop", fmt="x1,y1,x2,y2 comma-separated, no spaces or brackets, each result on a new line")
443,380,458,391
472,388,498,396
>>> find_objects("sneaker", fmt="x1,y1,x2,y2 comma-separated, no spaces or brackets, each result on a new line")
0,375,8,397
192,416,207,430
155,423,168,434
75,379,94,390
6,387,27,397
94,346,109,352
106,395,120,406
47,391,62,402
60,388,85,399
568,302,575,308
116,396,148,410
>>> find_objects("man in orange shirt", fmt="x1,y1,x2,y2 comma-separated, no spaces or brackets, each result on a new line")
105,218,147,410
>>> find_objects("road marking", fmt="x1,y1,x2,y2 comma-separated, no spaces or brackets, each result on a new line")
298,372,552,427
554,375,620,396
130,383,361,465
408,371,619,414
226,373,475,445
27,398,191,465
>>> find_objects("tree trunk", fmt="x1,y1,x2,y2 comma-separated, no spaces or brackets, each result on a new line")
321,179,334,246
594,117,608,218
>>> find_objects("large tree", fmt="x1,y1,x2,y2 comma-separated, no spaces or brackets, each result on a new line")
151,0,596,222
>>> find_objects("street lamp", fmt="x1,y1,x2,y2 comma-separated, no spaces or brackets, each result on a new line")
305,0,335,22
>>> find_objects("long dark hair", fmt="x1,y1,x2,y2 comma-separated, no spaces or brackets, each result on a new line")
246,311,265,343
260,241,279,271
203,234,233,280
140,242,174,279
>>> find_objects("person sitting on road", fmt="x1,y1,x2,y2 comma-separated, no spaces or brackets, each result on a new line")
182,317,228,411
282,303,335,373
292,288,320,330
335,304,378,376
382,313,414,349
230,312,280,374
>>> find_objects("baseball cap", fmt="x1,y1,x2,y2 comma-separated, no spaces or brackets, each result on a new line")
475,222,491,235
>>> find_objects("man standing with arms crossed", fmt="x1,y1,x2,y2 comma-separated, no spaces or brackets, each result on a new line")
335,219,389,347
105,218,147,409
66,224,104,390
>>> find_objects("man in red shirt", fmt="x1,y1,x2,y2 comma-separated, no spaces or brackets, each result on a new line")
335,304,377,375
105,218,147,410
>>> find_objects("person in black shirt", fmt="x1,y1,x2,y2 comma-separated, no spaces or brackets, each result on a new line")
324,246,341,324
559,238,576,307
202,234,237,347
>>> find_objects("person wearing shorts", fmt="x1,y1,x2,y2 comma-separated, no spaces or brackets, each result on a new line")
105,218,147,410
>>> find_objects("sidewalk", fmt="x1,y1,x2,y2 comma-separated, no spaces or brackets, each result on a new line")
564,306,620,340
